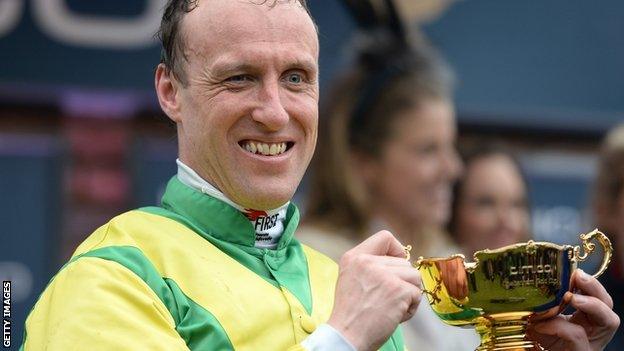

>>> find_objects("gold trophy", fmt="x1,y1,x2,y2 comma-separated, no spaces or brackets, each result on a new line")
414,229,613,351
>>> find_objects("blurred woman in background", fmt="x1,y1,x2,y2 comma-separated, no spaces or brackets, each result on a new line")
592,123,624,351
297,39,478,350
448,144,532,257
300,44,461,259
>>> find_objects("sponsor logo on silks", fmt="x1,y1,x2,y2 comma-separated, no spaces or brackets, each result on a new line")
254,214,280,232
243,209,281,233
243,209,268,221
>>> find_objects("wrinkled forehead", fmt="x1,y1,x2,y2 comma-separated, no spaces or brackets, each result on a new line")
181,0,318,59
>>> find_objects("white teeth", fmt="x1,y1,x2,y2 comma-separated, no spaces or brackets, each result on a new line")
242,141,288,156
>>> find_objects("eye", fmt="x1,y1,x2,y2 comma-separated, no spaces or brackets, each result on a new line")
411,143,437,156
285,72,303,84
226,74,252,83
474,196,496,208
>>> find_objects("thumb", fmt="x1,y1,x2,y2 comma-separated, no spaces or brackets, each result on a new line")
351,230,406,258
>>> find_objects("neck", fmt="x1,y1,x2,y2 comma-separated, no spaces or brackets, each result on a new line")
176,158,289,211
176,159,242,210
373,203,456,258
375,206,426,247
176,158,290,249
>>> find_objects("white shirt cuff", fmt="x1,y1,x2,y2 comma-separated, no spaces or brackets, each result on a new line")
301,323,356,351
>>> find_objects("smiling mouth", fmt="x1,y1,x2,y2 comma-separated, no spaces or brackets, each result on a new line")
239,140,293,156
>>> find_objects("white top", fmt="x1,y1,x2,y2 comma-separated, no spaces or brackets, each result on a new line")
297,222,481,351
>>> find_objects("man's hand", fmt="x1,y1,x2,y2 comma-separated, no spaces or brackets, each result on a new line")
328,230,422,351
527,269,620,351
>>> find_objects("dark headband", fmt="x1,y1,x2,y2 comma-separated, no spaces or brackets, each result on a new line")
348,48,415,144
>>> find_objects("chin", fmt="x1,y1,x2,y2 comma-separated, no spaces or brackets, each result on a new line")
429,207,451,228
238,185,295,210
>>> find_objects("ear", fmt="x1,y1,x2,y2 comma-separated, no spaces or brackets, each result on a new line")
155,63,182,123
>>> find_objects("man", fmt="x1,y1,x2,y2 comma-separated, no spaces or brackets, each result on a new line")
21,1,619,350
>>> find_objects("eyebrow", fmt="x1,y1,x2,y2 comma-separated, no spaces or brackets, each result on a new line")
210,57,318,77
286,58,318,75
211,62,258,77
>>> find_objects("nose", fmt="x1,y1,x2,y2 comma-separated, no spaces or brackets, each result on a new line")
496,204,521,235
250,80,289,131
496,206,511,225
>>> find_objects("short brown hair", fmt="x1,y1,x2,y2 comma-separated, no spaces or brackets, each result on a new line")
157,0,312,86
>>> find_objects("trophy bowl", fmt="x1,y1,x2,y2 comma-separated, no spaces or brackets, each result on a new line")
415,229,613,351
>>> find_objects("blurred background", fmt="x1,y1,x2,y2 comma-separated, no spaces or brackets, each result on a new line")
1,0,623,346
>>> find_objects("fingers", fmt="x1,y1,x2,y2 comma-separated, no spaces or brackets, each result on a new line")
531,316,590,351
569,293,620,331
363,254,415,267
340,230,422,325
530,273,620,351
391,265,423,322
340,254,422,287
572,269,613,308
401,281,423,322
385,264,423,289
349,230,406,258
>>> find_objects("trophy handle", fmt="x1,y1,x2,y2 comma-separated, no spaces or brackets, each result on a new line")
404,245,412,261
413,257,442,305
572,229,613,278
421,277,443,304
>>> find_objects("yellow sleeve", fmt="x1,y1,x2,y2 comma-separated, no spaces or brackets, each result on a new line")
23,257,189,351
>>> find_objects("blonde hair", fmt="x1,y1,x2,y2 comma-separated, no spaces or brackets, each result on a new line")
593,123,624,235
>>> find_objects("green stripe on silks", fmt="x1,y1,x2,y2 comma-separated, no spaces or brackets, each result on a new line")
380,326,405,351
147,176,314,315
79,245,234,350
138,206,283,292
140,178,314,316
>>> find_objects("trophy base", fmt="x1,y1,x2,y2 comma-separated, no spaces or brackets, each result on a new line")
474,313,544,351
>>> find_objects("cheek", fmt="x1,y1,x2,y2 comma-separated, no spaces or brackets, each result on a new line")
290,102,318,163
284,90,317,116
511,210,530,230
405,156,444,185
194,89,246,124
461,206,495,234
292,101,318,137
383,153,431,188
378,161,423,201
